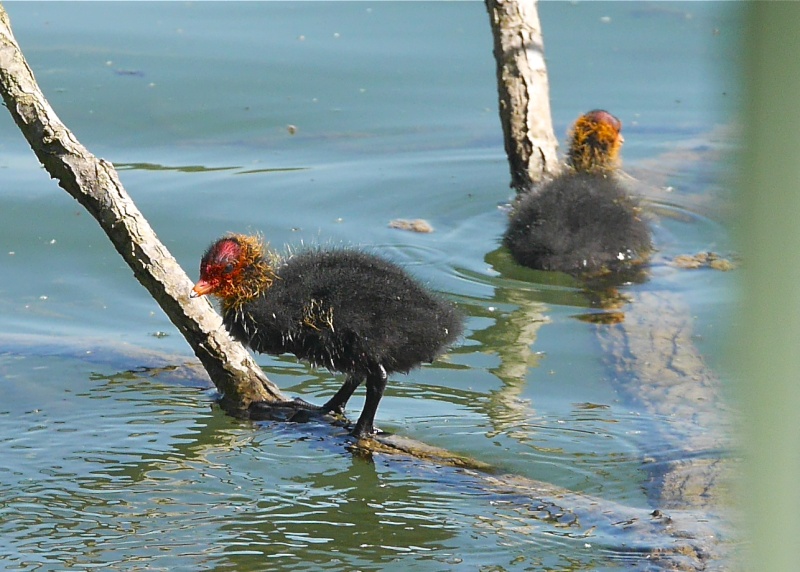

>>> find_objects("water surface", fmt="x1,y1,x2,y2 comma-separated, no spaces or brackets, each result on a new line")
0,2,740,570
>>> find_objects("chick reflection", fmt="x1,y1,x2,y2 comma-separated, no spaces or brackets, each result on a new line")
464,246,646,440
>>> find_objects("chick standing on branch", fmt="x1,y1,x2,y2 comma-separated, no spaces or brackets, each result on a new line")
191,234,464,439
503,110,652,276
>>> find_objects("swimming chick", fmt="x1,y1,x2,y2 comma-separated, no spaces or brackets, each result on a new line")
503,109,652,276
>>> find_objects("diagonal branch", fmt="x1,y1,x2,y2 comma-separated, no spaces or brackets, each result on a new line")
0,4,286,415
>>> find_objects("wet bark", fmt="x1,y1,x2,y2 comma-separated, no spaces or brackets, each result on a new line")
485,0,560,193
0,4,286,415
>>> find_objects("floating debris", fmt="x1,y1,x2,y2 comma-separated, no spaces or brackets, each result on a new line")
388,218,434,233
574,311,625,325
670,252,737,271
575,402,611,410
114,69,145,78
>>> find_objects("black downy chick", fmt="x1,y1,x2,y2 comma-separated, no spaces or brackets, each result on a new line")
503,109,652,276
191,234,464,439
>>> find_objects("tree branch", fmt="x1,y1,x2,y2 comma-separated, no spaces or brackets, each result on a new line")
0,4,286,416
485,0,560,193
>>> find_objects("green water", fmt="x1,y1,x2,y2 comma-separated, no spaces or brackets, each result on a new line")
0,2,740,570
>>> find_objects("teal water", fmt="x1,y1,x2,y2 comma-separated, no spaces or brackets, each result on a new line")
0,2,740,570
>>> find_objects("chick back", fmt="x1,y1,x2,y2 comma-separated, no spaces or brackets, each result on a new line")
503,172,651,275
223,248,463,376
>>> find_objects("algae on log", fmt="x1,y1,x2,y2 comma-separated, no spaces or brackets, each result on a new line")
0,4,286,415
485,0,560,193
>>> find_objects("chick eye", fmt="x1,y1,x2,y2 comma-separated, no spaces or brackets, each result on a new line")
223,263,236,274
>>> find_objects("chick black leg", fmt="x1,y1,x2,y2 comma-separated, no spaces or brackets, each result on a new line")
351,365,388,439
322,374,363,415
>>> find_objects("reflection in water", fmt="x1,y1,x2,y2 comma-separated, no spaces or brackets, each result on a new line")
471,136,737,519
116,162,308,175
0,337,733,570
216,454,459,569
0,360,583,571
464,245,650,443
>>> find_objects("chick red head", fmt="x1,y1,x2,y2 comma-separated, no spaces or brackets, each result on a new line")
191,234,274,309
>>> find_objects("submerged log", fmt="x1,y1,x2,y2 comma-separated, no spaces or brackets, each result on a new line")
597,291,736,512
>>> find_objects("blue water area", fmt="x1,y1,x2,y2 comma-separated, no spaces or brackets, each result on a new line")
0,2,740,570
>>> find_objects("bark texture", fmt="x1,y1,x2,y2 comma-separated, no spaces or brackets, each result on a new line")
0,5,286,415
485,0,560,192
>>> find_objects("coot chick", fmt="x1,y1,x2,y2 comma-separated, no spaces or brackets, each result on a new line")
190,234,463,439
503,110,651,276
